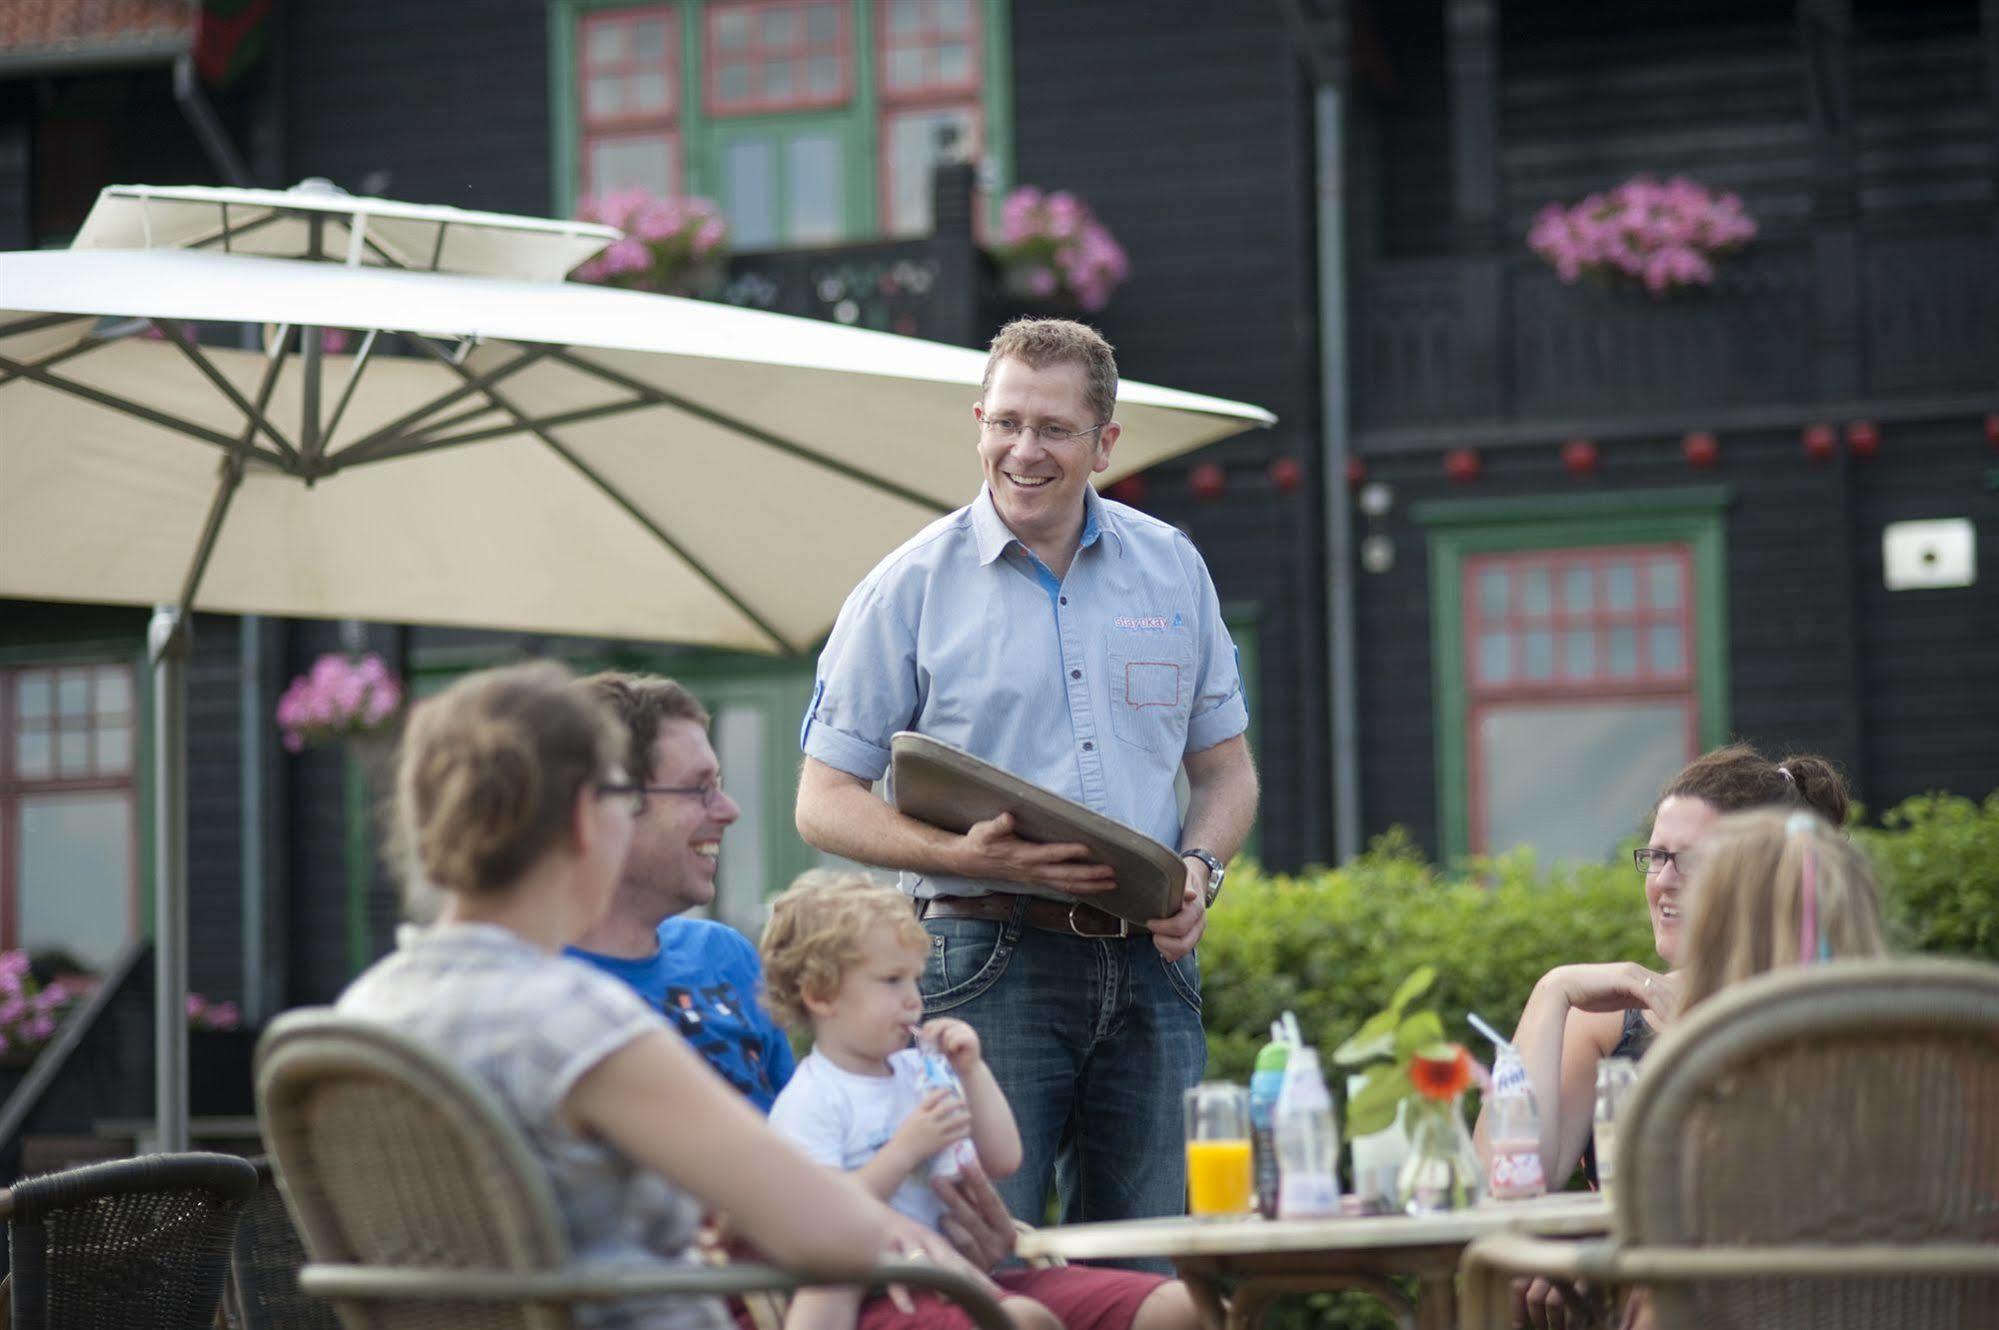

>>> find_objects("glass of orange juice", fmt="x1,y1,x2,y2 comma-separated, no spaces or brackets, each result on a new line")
1184,1082,1253,1217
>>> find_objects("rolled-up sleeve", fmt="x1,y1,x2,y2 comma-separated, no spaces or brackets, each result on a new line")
1184,548,1249,754
800,581,919,782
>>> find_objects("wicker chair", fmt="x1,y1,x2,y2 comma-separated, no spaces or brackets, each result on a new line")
1460,958,1999,1330
256,1008,1011,1330
2,1150,259,1329
227,1155,341,1330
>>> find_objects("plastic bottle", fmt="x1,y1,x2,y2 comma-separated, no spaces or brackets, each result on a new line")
1485,1048,1547,1200
1346,1073,1411,1213
914,1032,980,1178
1592,1056,1638,1205
1273,1045,1342,1218
1248,1022,1292,1217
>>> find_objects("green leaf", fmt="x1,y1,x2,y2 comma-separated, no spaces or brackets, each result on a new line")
1343,1066,1412,1139
1332,1008,1399,1064
1394,1010,1444,1060
1414,1041,1460,1062
1389,965,1436,1013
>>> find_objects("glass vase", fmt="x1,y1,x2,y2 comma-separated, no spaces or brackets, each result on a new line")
1396,1096,1485,1214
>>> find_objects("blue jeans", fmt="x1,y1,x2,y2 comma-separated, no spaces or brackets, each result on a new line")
920,901,1206,1267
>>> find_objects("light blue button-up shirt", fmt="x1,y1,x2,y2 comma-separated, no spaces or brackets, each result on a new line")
802,484,1248,901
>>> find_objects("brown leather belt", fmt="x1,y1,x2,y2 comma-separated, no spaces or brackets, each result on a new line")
919,892,1131,939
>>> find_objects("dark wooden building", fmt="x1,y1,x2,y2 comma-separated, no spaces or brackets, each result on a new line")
0,2,1994,1146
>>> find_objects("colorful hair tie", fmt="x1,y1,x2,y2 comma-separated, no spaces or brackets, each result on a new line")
1787,812,1830,962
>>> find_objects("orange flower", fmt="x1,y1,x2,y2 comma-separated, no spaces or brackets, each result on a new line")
1409,1044,1472,1102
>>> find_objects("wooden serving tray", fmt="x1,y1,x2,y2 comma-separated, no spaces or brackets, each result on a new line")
890,731,1183,925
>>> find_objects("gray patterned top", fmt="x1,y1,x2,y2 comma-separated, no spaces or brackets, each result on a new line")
339,921,729,1330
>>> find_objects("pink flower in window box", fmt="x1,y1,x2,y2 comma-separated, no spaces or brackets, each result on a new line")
275,652,404,754
988,185,1130,313
1529,175,1757,298
572,189,730,298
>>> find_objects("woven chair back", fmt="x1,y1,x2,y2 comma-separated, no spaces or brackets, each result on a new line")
229,1155,342,1330
6,1151,259,1330
256,1008,574,1330
1618,957,1999,1330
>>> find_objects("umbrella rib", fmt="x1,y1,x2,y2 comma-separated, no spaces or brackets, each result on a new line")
548,349,952,516
319,329,382,450
408,336,795,655
157,320,302,467
182,210,284,254
0,311,93,343
322,344,557,467
0,350,268,456
0,327,117,388
402,398,655,452
171,340,289,612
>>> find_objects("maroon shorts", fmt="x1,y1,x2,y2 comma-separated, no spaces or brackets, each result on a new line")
854,1265,1168,1330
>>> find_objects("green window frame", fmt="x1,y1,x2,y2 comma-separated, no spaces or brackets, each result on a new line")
549,0,1014,245
1412,486,1734,864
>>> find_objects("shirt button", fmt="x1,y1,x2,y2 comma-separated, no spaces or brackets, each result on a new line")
1082,741,1095,751
1059,596,1068,605
1070,669,1081,679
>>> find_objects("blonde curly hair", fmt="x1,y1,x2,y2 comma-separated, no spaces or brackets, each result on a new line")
759,871,928,1030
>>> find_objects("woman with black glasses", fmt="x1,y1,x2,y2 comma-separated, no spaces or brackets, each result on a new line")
1475,743,1848,1330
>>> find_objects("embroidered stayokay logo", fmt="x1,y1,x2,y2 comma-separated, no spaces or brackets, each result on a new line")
1114,612,1184,631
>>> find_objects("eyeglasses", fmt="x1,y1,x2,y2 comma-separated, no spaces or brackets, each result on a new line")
980,417,1108,446
595,778,647,817
1633,847,1692,876
637,778,729,810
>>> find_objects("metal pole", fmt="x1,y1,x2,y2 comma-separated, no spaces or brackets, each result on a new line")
1316,84,1362,862
149,605,190,1153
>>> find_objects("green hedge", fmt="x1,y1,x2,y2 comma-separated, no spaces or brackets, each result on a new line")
1197,793,1999,1330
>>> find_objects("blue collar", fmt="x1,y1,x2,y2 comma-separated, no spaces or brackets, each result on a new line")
971,483,1121,567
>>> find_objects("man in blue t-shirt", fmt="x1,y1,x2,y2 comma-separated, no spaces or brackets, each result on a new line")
565,672,794,1110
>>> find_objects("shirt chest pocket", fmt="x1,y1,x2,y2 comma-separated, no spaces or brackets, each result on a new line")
1106,632,1195,754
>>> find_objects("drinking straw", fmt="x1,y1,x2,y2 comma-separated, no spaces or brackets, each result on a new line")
1466,1010,1517,1056
1281,1010,1303,1047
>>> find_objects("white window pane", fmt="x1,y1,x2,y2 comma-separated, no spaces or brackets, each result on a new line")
887,47,925,90
17,731,51,780
937,0,972,34
634,17,668,60
1564,630,1596,678
1477,567,1509,619
1480,701,1690,862
711,704,768,937
1650,624,1685,675
716,9,752,49
18,673,51,721
1521,568,1551,616
1606,562,1637,612
889,0,923,36
1608,626,1639,676
57,672,89,718
1562,565,1593,613
1650,559,1683,611
806,3,840,44
19,793,135,969
1523,630,1554,680
937,41,971,83
807,54,840,96
96,666,131,716
589,136,675,196
724,139,778,248
763,58,795,102
763,7,798,45
96,726,131,776
586,72,624,119
718,63,751,103
886,107,973,234
786,133,843,243
1478,630,1510,684
58,731,89,776
632,71,670,112
587,23,626,63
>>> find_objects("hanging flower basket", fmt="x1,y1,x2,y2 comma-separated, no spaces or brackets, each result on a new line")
1528,175,1757,298
571,188,730,299
987,186,1130,313
276,652,403,753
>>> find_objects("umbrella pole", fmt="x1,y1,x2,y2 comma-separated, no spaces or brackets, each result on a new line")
148,606,190,1154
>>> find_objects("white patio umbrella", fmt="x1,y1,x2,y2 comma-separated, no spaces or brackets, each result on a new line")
0,197,1274,1151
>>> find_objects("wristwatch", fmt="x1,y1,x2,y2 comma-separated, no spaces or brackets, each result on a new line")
1182,849,1226,908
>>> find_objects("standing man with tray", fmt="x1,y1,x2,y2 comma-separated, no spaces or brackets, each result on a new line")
795,318,1259,1242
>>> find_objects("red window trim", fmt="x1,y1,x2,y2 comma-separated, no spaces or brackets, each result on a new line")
875,0,983,103
704,0,853,116
579,4,682,132
0,662,142,955
1463,544,1696,695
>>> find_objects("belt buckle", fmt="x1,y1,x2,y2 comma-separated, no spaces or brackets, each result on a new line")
1066,901,1129,939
